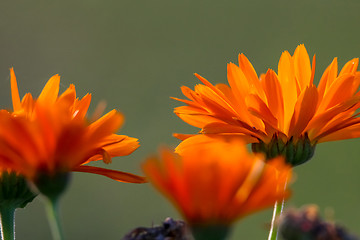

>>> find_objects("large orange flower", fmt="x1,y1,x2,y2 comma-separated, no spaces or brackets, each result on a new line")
0,69,145,184
174,45,360,165
143,136,291,227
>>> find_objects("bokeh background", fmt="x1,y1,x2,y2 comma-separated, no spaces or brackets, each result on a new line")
0,0,360,239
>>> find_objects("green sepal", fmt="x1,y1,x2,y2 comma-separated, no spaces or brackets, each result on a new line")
33,171,71,202
190,224,231,240
251,133,316,167
0,171,37,209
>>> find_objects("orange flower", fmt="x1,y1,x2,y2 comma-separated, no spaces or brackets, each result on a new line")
143,136,291,226
0,69,145,184
173,45,360,165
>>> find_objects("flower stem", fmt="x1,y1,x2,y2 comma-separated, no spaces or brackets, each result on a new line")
268,199,285,240
45,198,64,240
0,206,15,240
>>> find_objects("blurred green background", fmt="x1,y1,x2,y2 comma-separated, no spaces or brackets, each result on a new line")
0,0,360,239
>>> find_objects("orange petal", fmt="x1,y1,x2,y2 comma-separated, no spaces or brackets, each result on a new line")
175,134,255,155
87,110,124,140
175,135,219,155
317,123,360,142
174,105,221,128
171,96,200,108
277,50,298,129
288,85,318,137
73,94,92,120
194,84,239,120
246,94,278,129
318,74,356,112
10,68,22,112
317,58,338,102
201,122,264,139
180,85,200,102
195,73,232,103
37,74,60,104
306,96,360,138
339,58,359,75
103,135,139,156
74,165,147,183
238,54,263,98
262,69,284,129
315,117,360,142
293,44,312,90
172,133,196,141
56,84,76,109
21,93,35,116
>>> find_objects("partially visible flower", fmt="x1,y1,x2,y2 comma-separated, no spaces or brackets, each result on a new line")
143,136,291,239
123,218,189,240
0,169,37,240
0,68,146,240
279,205,359,240
173,45,360,166
0,69,146,197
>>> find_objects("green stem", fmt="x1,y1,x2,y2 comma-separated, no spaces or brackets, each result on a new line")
0,207,15,240
268,199,285,240
45,198,64,240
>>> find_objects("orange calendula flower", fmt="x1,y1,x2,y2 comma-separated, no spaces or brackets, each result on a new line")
0,69,145,186
173,45,360,166
143,136,291,236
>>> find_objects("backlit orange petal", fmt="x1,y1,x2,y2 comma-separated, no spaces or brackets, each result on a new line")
318,74,357,112
172,133,196,141
339,58,359,75
85,135,140,164
306,96,360,139
315,116,360,142
56,85,77,112
74,165,146,183
293,44,312,90
73,94,92,120
317,58,338,102
261,69,284,129
10,68,22,112
227,63,253,122
246,94,278,129
238,54,263,99
288,85,318,138
174,105,221,128
37,74,60,104
317,123,360,142
102,135,139,156
277,50,298,130
87,110,124,140
21,93,35,116
201,122,264,140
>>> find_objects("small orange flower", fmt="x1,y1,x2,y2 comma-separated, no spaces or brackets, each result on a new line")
173,45,360,165
0,69,145,184
143,136,291,226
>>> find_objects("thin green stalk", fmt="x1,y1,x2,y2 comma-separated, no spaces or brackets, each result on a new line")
0,207,15,240
45,198,64,240
267,199,285,240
